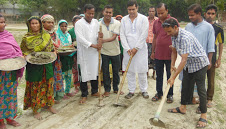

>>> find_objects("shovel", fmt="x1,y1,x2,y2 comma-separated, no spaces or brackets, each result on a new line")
97,25,104,107
113,55,133,107
150,71,175,128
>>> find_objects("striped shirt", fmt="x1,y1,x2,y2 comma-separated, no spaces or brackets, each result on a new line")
172,28,209,73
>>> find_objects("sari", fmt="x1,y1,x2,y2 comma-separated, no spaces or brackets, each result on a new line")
20,16,54,112
41,14,64,101
0,30,24,120
56,20,73,94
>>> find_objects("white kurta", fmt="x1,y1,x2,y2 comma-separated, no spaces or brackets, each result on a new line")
75,18,99,82
120,13,149,73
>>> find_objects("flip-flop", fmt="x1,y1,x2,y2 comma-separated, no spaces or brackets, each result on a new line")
6,119,21,127
196,118,207,128
207,102,213,108
114,91,124,95
168,107,185,114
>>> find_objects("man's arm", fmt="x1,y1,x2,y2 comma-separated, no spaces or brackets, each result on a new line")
207,25,215,69
151,34,156,59
215,43,223,68
168,53,188,87
102,34,117,43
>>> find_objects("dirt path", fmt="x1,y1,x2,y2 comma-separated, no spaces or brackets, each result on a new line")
5,48,225,129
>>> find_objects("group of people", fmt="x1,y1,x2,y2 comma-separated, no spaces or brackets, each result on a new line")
0,0,224,128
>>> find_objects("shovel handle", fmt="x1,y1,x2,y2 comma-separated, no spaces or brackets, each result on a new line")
115,56,133,103
154,71,175,119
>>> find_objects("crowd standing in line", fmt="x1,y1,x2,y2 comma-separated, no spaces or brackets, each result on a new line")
0,0,224,128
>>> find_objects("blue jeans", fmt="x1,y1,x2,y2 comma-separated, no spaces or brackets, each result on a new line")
101,54,121,92
155,59,173,97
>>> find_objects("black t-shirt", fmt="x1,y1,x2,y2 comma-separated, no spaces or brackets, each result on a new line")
212,23,224,64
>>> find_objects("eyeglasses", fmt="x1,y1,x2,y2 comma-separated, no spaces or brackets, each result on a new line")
162,22,171,27
207,12,215,15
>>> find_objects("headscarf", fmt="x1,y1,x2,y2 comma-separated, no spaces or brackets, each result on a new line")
41,14,55,33
115,15,123,20
72,15,80,22
0,30,24,79
20,16,53,56
79,14,85,18
41,14,61,48
56,19,72,46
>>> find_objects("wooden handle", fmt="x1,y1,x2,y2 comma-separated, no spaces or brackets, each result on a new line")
154,71,175,119
115,56,133,103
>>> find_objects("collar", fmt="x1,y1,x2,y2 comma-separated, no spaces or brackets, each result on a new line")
101,17,114,25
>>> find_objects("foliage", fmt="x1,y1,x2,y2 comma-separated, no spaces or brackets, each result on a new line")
15,0,226,21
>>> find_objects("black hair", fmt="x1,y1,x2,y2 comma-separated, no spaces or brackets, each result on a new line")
0,14,3,17
84,4,95,12
149,6,155,10
127,0,138,8
187,4,202,14
72,16,81,22
162,18,179,28
206,4,217,13
156,3,168,10
104,5,114,10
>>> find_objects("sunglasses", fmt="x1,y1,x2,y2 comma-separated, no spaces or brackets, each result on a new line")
162,22,171,27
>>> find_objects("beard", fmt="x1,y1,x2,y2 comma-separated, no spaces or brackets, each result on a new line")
205,18,212,23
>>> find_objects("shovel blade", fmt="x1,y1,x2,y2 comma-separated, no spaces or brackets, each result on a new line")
149,118,166,128
113,103,128,108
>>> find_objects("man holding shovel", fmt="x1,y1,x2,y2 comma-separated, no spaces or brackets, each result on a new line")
120,0,149,99
163,18,209,128
75,4,103,104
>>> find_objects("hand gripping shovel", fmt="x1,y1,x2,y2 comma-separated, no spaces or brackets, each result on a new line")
97,25,104,107
149,71,175,128
113,55,133,107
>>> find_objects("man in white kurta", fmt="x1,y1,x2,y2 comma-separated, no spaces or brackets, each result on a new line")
120,1,149,99
75,4,102,104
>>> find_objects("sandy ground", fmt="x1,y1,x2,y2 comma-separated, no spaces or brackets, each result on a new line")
4,25,226,129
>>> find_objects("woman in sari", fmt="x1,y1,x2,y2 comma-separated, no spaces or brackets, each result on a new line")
41,14,65,103
20,16,56,120
0,14,23,129
56,20,74,97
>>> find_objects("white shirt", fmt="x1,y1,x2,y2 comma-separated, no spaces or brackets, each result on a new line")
120,13,149,73
75,18,99,82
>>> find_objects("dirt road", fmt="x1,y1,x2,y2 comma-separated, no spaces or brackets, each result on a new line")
5,25,226,129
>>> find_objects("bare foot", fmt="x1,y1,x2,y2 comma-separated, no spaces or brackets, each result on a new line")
63,95,70,100
34,112,42,120
79,97,87,104
6,119,21,127
0,120,6,129
48,107,57,114
66,93,75,97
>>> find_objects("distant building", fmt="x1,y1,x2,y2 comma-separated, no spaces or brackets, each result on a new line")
0,2,21,16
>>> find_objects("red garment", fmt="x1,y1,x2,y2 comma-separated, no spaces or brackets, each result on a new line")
146,16,158,43
153,15,179,60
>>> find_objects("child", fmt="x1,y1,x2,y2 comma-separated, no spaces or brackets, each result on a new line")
56,20,74,97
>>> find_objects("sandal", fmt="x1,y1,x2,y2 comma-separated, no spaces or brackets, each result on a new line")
79,97,87,104
102,92,110,97
207,102,213,108
196,118,207,128
114,91,124,95
196,106,201,114
125,93,134,99
152,93,162,101
6,119,21,127
166,95,173,103
168,107,185,114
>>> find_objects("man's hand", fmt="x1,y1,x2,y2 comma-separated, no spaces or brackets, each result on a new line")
151,52,155,60
131,48,138,57
167,77,175,87
96,43,102,50
171,66,176,73
127,49,132,56
98,32,103,38
215,59,221,68
208,63,212,70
